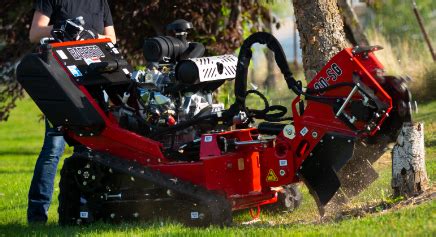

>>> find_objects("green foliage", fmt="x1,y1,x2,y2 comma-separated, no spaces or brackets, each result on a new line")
371,0,436,44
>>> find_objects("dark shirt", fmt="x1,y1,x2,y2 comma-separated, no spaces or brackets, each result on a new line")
34,0,113,34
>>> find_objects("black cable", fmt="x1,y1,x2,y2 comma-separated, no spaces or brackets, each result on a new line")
244,90,291,122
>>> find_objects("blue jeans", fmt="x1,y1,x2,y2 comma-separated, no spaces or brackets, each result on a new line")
27,119,65,223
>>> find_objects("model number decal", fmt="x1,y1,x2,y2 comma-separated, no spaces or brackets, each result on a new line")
67,45,105,60
314,63,342,90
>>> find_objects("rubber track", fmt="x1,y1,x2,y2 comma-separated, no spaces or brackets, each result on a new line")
75,151,233,226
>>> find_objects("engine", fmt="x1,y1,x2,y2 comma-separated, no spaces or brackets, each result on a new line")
112,20,238,150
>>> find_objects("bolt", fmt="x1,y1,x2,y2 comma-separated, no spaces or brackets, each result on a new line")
320,139,323,143
310,153,313,156
110,213,115,218
312,131,318,138
133,212,139,218
375,113,380,118
83,181,87,186
83,171,90,179
331,136,335,140
130,176,135,181
377,126,381,131
91,175,95,180
347,140,351,143
279,170,286,176
77,170,82,175
108,168,113,173
85,164,91,168
385,112,389,117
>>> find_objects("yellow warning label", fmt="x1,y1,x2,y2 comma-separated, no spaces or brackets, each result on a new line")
266,169,278,182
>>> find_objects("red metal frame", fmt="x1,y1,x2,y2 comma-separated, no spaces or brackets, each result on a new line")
49,39,393,211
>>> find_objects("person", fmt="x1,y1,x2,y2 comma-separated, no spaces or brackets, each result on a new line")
27,0,116,223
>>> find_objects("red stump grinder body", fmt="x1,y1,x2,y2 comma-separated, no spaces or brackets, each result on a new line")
17,28,411,226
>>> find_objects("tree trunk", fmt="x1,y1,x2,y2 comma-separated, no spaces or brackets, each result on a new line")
337,0,369,46
292,0,387,209
292,0,349,82
264,9,279,89
392,122,429,197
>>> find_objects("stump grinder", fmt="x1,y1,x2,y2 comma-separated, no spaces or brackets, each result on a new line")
17,19,412,226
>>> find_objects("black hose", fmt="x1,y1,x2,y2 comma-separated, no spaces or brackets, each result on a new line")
233,32,301,110
245,90,291,122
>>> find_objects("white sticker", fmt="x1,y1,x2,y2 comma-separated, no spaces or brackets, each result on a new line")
80,212,88,218
190,212,199,219
300,127,309,136
112,48,120,54
83,57,101,65
122,68,130,75
204,136,213,142
107,42,114,48
283,125,296,140
67,65,83,77
279,160,288,167
67,45,105,60
56,50,68,60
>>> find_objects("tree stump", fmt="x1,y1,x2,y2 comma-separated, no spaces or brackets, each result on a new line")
392,122,429,197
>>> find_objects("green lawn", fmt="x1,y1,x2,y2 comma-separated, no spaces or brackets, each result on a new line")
0,98,435,236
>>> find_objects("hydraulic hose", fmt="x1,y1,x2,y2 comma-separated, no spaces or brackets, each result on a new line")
231,32,359,112
233,32,301,110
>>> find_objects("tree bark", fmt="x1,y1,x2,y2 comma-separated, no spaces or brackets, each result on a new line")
292,0,349,82
392,122,429,197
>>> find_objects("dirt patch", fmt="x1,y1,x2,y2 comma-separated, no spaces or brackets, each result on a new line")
327,186,436,222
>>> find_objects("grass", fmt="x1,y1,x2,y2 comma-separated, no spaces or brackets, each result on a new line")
0,97,435,236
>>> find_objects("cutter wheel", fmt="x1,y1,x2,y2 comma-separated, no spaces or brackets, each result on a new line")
58,151,233,226
333,75,414,200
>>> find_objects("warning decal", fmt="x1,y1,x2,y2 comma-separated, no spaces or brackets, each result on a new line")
266,169,278,182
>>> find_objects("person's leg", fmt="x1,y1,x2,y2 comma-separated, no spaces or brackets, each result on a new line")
27,119,65,223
